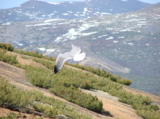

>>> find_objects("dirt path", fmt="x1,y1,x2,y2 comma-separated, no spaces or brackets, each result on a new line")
0,51,160,119
80,89,142,119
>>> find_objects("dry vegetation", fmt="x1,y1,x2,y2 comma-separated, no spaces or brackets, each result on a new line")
0,43,160,119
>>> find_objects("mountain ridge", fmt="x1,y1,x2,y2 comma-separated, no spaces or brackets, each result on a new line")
0,0,150,24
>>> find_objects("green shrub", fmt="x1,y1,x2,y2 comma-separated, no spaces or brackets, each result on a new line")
33,58,54,70
26,66,103,112
0,112,17,119
0,49,18,65
0,76,92,119
14,49,55,60
50,83,102,112
0,49,6,60
137,110,160,119
0,43,14,51
33,103,60,117
2,54,18,65
67,63,132,85
0,78,29,108
26,66,52,89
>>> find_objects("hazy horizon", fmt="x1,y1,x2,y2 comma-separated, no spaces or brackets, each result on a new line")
0,0,160,9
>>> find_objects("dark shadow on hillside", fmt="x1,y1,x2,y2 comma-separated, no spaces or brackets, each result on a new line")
100,110,113,117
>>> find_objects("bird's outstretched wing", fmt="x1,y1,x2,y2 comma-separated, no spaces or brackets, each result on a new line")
67,44,81,56
54,44,85,74
54,53,72,73
73,52,86,61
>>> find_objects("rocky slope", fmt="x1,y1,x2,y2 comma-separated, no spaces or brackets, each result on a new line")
0,51,160,119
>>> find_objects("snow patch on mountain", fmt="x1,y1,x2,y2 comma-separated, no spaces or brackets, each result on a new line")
54,21,99,43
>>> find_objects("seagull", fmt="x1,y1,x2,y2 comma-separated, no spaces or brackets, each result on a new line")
54,44,86,74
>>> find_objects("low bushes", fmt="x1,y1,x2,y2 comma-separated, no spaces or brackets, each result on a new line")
0,43,14,51
67,63,132,85
1,47,160,119
0,76,92,119
0,113,22,119
26,66,103,112
14,49,44,58
14,49,55,61
33,58,55,70
137,110,160,119
50,81,102,112
0,49,18,65
31,58,160,119
13,48,131,85
119,92,159,110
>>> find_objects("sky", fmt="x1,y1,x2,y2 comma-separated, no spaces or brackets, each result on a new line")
0,0,160,9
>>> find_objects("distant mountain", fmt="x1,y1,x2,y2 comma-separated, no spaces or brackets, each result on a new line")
0,0,150,24
137,2,160,13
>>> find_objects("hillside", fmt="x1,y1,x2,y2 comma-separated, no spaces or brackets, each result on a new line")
0,0,150,23
0,2,160,94
0,45,160,119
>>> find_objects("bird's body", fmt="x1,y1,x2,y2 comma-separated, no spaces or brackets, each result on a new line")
54,45,86,74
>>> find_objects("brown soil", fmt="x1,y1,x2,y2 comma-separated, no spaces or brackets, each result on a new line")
0,51,160,119
0,107,51,119
80,89,142,119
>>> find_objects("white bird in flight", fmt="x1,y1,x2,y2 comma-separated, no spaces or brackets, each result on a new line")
54,44,86,74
